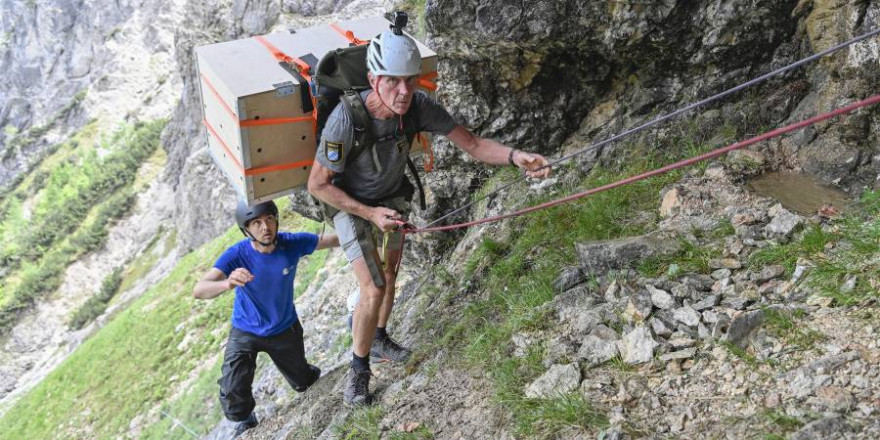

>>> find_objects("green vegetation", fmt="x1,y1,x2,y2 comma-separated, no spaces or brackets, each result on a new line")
762,307,825,353
808,190,880,305
0,198,324,438
117,226,170,295
748,224,832,274
2,89,88,160
744,189,879,306
337,406,385,440
0,228,241,439
605,354,637,373
68,266,125,330
720,340,761,368
0,120,165,333
138,357,224,440
760,408,804,439
638,238,721,277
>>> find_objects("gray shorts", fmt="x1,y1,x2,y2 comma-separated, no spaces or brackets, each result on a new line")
333,197,410,288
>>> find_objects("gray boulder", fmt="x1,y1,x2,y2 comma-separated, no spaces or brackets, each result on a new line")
524,363,582,398
576,232,682,275
723,310,765,348
618,325,657,364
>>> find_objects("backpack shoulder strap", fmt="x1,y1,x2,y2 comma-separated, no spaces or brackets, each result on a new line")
340,90,375,165
401,108,426,210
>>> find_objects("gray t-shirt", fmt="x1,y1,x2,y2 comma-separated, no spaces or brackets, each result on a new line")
316,90,457,201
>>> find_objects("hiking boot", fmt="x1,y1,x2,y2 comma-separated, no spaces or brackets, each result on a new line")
293,364,321,392
232,412,258,438
343,366,372,407
370,334,411,363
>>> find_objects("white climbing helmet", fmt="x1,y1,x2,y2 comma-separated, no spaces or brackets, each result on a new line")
366,29,421,77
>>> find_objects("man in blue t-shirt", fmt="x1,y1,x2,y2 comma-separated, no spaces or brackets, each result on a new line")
193,199,338,438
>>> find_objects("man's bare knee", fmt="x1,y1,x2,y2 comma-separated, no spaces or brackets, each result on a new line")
359,285,385,307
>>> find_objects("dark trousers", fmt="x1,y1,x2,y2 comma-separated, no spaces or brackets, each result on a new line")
218,321,316,421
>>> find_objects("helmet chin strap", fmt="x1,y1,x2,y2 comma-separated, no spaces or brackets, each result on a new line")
245,228,277,247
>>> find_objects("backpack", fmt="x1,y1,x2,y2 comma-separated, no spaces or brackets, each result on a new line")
311,43,427,220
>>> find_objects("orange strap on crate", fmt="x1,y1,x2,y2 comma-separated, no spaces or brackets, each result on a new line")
201,73,238,120
204,118,314,176
416,133,434,172
245,160,314,176
203,118,244,171
240,116,313,127
329,23,369,45
202,73,312,128
252,34,319,134
253,35,313,82
418,71,438,91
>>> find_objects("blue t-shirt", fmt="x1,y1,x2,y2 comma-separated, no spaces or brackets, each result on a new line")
213,232,319,337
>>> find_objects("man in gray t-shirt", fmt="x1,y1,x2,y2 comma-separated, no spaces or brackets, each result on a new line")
307,29,551,407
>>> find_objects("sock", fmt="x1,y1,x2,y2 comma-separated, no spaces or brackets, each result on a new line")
375,327,388,341
351,353,370,373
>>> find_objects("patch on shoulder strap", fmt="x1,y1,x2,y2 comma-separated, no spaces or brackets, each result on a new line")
325,141,343,163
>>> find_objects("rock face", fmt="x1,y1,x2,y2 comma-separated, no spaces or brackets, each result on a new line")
410,0,880,234
0,0,165,187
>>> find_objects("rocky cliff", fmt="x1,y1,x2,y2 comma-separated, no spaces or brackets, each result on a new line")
0,0,183,188
422,0,879,221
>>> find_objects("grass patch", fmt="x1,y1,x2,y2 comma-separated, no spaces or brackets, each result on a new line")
330,331,353,358
638,238,721,277
762,307,825,352
116,226,169,296
720,340,760,368
748,224,833,275
139,357,224,439
388,424,435,440
336,406,385,440
68,267,124,330
760,408,804,440
708,219,736,239
605,355,636,373
520,393,607,437
807,190,880,305
745,190,879,306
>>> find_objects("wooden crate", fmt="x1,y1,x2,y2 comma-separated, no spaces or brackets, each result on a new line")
195,16,439,206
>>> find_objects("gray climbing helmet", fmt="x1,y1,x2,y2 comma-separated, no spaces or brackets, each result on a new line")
235,199,279,236
366,29,421,77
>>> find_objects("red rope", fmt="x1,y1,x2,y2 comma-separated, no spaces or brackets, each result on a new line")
404,93,880,234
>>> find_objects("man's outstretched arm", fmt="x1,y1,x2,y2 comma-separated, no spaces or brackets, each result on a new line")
445,125,551,179
316,233,340,250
